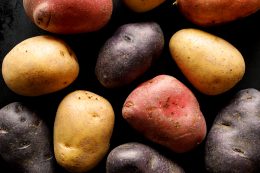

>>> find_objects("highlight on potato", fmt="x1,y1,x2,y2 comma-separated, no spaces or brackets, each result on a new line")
2,35,79,96
122,74,207,153
169,28,245,95
23,0,113,34
54,90,115,172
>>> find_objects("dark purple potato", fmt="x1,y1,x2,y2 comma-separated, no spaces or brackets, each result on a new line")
0,102,54,173
106,142,185,173
95,22,164,88
205,88,260,173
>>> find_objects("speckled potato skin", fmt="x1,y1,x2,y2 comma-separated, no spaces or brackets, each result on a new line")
169,28,245,95
205,88,260,173
2,35,79,96
123,0,166,12
0,102,54,173
106,142,185,173
95,22,164,88
122,75,206,153
54,90,115,173
23,0,113,34
177,0,260,26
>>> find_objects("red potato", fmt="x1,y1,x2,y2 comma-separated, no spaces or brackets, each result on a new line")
176,0,260,26
122,75,207,153
23,0,113,34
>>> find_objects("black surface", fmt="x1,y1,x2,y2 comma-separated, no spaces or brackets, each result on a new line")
0,0,259,172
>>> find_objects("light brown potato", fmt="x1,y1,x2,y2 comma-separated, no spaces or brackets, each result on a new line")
2,35,79,96
123,0,166,12
169,28,245,95
54,90,115,173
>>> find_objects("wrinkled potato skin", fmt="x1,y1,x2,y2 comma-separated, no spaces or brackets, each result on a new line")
169,29,245,95
23,0,113,34
205,88,260,173
106,142,185,173
2,35,79,96
54,90,115,173
177,0,260,26
0,102,54,173
123,0,166,12
122,75,206,153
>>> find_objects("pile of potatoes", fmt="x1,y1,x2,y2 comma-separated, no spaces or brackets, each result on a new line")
0,0,259,172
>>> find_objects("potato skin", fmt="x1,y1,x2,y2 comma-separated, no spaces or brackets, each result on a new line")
54,90,115,172
2,35,79,96
95,22,164,88
177,0,260,26
123,0,166,12
0,102,54,173
169,28,245,95
106,142,185,173
122,75,206,153
205,88,260,173
23,0,113,34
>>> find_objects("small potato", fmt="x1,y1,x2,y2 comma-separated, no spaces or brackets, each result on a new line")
95,22,164,88
123,0,166,12
176,0,260,26
54,90,115,172
0,102,54,173
122,75,206,153
2,35,79,96
23,0,113,34
205,88,260,173
169,28,245,95
106,142,185,173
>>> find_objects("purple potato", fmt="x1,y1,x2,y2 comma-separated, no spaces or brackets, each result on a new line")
205,88,260,173
106,142,185,173
95,22,164,88
0,102,54,173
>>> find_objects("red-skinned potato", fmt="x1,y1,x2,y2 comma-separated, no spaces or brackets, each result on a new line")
23,0,113,34
122,75,207,153
176,0,260,26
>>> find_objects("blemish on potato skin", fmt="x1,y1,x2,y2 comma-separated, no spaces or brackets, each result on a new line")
124,101,134,108
60,50,65,56
20,117,26,122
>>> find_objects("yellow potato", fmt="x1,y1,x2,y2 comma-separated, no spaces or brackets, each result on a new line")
169,29,245,95
2,35,79,96
123,0,166,12
54,90,115,172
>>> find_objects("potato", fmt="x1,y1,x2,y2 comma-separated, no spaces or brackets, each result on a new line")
54,90,115,172
106,142,185,173
123,0,166,12
205,88,260,173
0,102,54,173
2,35,79,96
23,0,113,34
176,0,260,26
95,22,164,88
169,28,245,95
122,75,206,153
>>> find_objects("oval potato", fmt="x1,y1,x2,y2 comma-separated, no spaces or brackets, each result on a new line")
169,28,245,95
54,90,115,172
2,35,79,96
123,0,166,12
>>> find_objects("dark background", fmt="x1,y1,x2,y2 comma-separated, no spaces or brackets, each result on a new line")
0,0,259,172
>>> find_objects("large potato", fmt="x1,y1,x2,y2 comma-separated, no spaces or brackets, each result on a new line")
122,75,206,153
205,88,260,173
123,0,166,12
176,0,260,26
23,0,113,34
95,22,164,88
0,102,54,173
54,90,115,172
106,142,185,173
169,28,245,95
2,35,79,96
